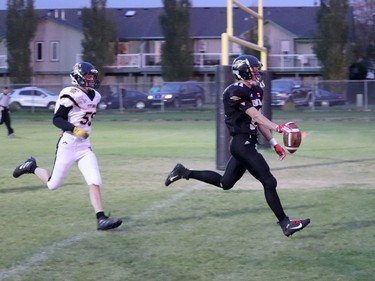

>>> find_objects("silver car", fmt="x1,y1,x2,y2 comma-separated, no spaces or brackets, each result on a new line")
9,87,58,111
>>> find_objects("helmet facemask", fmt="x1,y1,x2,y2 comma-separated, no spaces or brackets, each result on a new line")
250,65,264,88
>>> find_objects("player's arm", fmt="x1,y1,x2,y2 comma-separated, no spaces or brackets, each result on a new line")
53,105,75,131
245,107,279,131
53,105,89,138
245,107,292,134
258,123,273,141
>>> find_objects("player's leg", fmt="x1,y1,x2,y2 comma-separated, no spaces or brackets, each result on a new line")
219,156,246,190
46,136,76,190
77,150,103,211
13,157,57,187
165,157,245,188
3,109,14,136
77,150,122,230
231,136,310,236
244,153,310,236
231,135,286,219
164,162,226,187
34,167,51,184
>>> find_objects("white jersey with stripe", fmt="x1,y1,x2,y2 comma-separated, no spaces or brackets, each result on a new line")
55,86,101,135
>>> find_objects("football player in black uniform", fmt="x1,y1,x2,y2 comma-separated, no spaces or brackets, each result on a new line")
165,55,310,237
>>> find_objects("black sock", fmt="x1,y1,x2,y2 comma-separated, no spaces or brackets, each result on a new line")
96,212,106,220
31,165,37,174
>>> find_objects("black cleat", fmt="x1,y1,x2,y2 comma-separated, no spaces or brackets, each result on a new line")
165,163,189,186
97,216,122,231
279,216,310,237
13,157,37,178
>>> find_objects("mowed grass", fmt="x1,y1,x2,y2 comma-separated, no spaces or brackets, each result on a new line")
0,109,374,281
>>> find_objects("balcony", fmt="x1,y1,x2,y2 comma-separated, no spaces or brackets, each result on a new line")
100,53,321,73
267,54,321,73
0,53,321,73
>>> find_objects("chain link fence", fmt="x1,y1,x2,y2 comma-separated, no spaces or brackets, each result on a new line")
4,79,374,112
313,80,374,110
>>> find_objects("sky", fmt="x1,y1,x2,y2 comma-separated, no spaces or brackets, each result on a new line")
0,0,318,10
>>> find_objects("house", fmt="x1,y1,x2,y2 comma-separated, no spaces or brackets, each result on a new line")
0,6,324,87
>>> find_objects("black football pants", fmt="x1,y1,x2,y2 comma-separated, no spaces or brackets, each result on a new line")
188,134,287,221
0,108,14,136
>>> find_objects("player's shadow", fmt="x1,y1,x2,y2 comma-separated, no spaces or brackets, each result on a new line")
329,219,375,231
0,182,82,194
0,185,45,193
292,218,375,240
125,203,317,228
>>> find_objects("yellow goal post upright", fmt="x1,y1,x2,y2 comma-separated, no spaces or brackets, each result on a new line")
221,0,267,67
216,0,269,170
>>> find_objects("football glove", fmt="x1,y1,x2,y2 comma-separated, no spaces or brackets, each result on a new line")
269,138,286,161
274,144,287,161
275,122,292,134
73,127,89,139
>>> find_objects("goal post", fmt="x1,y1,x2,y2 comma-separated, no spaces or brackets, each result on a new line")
221,0,267,68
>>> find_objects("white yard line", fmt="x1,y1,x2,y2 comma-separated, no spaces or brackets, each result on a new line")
0,183,205,280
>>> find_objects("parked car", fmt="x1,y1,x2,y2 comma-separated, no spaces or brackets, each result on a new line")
100,90,149,110
271,79,313,106
147,81,205,108
314,89,346,106
9,87,58,111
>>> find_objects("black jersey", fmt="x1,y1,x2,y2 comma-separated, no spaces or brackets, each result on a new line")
222,82,263,136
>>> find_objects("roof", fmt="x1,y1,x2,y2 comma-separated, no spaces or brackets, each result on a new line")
264,7,318,38
0,6,320,40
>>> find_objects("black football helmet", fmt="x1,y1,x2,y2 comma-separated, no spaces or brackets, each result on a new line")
70,62,100,89
232,55,263,85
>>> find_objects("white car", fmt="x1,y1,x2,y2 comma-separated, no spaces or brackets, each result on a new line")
9,87,58,111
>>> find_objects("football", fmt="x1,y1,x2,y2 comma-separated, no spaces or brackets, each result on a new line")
283,122,302,153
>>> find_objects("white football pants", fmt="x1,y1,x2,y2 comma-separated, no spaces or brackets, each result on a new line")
47,132,102,190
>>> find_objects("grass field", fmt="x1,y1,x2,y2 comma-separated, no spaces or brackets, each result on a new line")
0,108,374,281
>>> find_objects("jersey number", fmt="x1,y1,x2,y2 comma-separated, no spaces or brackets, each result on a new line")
81,112,96,126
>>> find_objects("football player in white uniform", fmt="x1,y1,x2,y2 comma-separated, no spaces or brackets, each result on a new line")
13,62,122,231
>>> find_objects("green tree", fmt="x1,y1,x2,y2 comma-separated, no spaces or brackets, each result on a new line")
350,0,375,76
313,0,353,79
81,0,116,79
351,0,375,60
160,0,193,81
6,0,37,85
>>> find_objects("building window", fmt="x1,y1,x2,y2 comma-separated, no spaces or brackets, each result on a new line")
281,40,290,54
35,42,44,61
50,41,60,61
